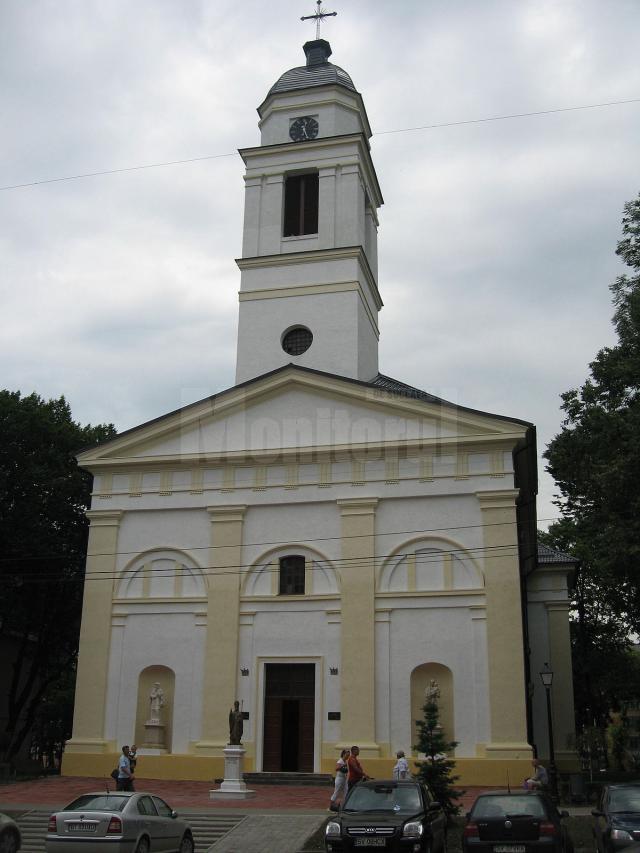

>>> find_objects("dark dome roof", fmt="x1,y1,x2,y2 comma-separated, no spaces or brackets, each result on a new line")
268,61,356,97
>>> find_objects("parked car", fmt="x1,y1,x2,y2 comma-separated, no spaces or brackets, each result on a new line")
45,792,194,853
593,783,640,853
462,790,573,853
325,778,446,852
0,813,22,853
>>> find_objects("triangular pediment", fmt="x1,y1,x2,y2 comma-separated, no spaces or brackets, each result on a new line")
78,366,530,469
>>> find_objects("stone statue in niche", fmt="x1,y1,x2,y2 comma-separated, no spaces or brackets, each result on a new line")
148,682,165,724
228,700,244,745
424,679,441,704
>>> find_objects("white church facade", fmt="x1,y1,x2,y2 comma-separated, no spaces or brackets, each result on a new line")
63,37,576,784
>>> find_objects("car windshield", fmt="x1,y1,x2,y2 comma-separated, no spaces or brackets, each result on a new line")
344,784,422,813
610,789,640,812
64,795,128,812
472,796,547,819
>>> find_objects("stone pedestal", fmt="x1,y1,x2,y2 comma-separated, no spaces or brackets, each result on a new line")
143,721,166,750
209,745,256,799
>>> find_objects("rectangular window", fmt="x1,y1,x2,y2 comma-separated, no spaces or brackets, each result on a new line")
283,173,319,237
279,555,305,595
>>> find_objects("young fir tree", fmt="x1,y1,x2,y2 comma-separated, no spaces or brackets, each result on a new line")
413,690,464,818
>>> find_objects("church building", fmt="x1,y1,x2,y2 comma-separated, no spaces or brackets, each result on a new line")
63,34,576,784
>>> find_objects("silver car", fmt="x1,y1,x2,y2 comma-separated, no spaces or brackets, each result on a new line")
45,792,194,853
0,813,22,853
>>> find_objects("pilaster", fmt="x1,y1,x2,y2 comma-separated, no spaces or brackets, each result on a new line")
337,497,379,755
476,490,532,759
65,509,123,754
546,601,576,761
195,505,247,755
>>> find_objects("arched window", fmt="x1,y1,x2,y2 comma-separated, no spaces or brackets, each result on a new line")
279,554,305,595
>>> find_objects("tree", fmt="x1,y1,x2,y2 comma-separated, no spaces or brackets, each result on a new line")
0,391,115,766
545,192,640,632
544,192,640,730
413,686,464,818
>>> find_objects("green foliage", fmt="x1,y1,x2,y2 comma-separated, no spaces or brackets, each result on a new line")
0,390,115,764
545,193,640,637
413,698,464,818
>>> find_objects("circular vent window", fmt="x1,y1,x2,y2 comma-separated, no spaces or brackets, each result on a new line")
282,326,313,356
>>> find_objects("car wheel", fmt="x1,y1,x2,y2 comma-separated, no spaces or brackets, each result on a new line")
135,836,150,853
0,830,19,853
179,834,194,853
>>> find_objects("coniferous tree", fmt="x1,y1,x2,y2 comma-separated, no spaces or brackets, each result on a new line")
413,686,464,818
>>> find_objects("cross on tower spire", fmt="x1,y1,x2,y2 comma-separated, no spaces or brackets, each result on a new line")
301,1,337,40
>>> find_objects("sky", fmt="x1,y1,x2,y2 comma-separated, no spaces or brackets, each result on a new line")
2,0,639,527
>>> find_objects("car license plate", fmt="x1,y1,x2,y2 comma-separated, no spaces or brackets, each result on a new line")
354,840,386,848
68,823,97,832
494,846,525,853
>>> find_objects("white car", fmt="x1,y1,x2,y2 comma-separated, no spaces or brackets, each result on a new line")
0,813,21,853
45,792,194,853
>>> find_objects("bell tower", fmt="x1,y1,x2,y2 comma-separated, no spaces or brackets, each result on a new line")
235,38,383,385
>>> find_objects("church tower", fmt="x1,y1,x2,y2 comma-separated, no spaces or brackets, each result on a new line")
235,38,383,384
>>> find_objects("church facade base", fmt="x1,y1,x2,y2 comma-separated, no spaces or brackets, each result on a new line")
61,751,579,785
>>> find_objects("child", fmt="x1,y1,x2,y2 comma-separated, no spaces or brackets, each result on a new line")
330,748,350,811
393,750,409,780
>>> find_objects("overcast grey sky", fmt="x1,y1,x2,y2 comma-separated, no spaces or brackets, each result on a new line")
2,0,639,526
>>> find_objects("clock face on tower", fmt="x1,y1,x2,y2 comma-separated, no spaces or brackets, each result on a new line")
289,116,319,142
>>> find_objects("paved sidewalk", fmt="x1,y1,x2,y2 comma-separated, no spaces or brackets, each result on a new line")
209,814,326,852
0,775,496,812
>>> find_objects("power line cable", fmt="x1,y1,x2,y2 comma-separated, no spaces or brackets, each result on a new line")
3,543,536,586
0,516,558,565
1,98,638,192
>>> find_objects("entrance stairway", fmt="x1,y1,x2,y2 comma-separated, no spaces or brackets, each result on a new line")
243,771,333,786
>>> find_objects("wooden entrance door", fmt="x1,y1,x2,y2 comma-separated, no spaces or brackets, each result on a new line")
263,663,314,772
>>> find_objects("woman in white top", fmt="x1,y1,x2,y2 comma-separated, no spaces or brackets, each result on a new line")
330,748,350,810
393,750,409,780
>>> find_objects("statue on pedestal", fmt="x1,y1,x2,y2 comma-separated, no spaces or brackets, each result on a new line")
425,679,441,704
148,682,165,724
228,700,243,745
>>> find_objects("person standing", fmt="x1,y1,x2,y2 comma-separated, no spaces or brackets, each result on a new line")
347,745,370,789
129,744,138,774
330,748,350,811
117,745,135,792
393,750,409,780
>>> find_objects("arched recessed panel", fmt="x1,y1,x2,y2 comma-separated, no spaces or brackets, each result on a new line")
378,538,484,593
117,550,206,599
243,546,339,597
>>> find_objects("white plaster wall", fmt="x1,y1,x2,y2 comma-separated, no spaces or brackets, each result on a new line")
259,90,369,146
236,289,378,383
242,502,341,571
116,510,210,575
104,609,206,752
375,495,485,573
377,599,489,756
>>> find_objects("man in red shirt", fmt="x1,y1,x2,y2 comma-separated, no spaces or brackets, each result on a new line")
347,745,370,788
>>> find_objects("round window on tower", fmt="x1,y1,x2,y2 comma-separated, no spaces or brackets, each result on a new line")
282,326,313,356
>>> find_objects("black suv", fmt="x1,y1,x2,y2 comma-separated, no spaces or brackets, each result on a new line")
325,779,446,852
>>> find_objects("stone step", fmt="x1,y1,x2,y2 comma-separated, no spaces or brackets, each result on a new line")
242,771,333,786
13,809,243,853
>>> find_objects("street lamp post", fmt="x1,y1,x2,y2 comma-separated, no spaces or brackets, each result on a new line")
540,663,559,802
